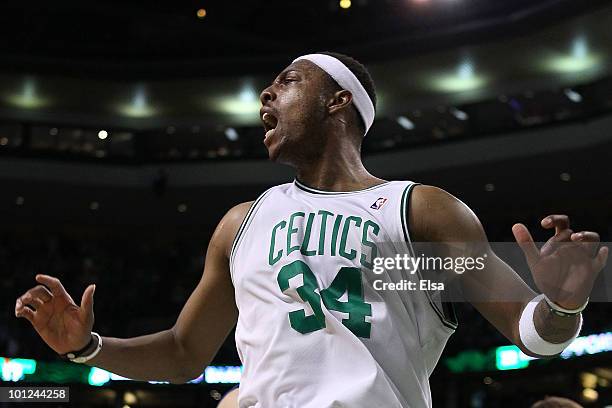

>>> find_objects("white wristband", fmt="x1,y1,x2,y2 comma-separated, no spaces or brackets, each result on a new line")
69,332,103,364
543,294,589,315
518,294,582,356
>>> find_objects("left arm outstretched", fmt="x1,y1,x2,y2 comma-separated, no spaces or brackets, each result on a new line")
408,185,607,358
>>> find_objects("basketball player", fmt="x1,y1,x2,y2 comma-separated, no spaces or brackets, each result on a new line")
15,52,608,407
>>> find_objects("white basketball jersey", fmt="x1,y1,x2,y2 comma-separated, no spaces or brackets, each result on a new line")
230,180,457,408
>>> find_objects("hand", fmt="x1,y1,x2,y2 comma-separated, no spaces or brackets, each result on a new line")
512,214,608,310
15,274,96,355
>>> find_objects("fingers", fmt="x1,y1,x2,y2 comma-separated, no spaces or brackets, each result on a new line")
79,284,96,325
29,285,54,303
541,214,570,234
15,281,57,323
512,223,540,267
16,291,47,313
592,246,609,272
26,296,45,310
15,283,55,318
571,231,601,257
15,301,36,324
15,296,38,320
15,297,23,317
35,274,68,297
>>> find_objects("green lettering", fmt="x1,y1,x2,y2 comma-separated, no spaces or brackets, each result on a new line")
300,213,317,256
330,214,344,256
317,210,333,256
287,212,305,256
360,220,380,269
340,216,362,260
269,220,287,266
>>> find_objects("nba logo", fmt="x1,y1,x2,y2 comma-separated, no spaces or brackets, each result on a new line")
370,197,388,210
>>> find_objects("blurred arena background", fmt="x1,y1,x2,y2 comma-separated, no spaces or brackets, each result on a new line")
1,0,612,407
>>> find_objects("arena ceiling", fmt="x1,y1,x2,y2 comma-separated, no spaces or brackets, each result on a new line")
0,0,611,128
0,0,607,70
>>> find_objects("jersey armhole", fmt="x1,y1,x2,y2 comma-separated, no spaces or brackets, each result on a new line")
229,188,273,282
400,182,459,331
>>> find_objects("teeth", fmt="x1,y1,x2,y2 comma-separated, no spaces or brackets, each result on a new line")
262,112,277,130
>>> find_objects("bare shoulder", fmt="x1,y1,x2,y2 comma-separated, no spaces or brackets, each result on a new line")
409,184,485,242
223,201,254,228
211,201,255,259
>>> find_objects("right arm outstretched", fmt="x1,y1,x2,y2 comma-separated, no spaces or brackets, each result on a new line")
15,202,252,384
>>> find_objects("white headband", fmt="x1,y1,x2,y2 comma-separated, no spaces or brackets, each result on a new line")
292,53,375,136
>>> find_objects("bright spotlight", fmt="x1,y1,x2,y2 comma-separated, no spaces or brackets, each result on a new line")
543,36,602,74
339,0,351,9
98,130,108,140
212,84,261,124
430,59,487,92
225,127,239,141
572,36,588,59
563,88,582,103
118,86,157,118
5,78,49,109
196,8,207,19
449,107,469,121
396,116,415,130
123,391,138,405
582,388,598,402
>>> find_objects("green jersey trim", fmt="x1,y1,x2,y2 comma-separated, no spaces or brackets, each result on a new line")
230,188,274,275
294,179,392,196
400,183,458,331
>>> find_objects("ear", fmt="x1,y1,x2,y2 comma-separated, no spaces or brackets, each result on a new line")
327,90,353,115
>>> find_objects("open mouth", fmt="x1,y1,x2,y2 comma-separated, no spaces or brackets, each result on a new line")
262,112,278,140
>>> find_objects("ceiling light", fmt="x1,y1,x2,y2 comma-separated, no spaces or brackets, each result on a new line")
430,59,487,93
543,35,602,74
582,388,598,402
340,0,351,9
563,88,582,103
98,130,108,140
396,116,415,130
212,84,261,124
5,78,49,109
118,86,156,118
225,127,239,141
196,8,207,19
123,391,137,405
449,107,469,120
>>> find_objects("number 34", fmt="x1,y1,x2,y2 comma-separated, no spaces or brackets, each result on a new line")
277,260,372,338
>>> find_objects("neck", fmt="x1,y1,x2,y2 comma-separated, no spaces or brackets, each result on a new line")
294,134,385,192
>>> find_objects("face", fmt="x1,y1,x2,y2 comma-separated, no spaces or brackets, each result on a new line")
259,60,333,164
